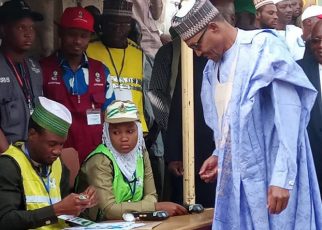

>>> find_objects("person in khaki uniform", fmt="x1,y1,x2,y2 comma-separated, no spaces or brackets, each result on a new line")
75,100,187,220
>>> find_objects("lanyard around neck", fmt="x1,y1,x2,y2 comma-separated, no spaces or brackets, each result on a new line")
123,172,137,201
106,48,126,85
22,144,53,205
5,55,34,109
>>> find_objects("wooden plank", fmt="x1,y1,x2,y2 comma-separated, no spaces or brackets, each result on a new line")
181,41,195,205
103,209,213,230
150,208,213,230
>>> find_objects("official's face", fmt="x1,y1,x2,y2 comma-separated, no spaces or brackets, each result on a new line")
60,28,92,57
101,16,131,48
28,129,66,165
108,122,138,154
2,17,36,52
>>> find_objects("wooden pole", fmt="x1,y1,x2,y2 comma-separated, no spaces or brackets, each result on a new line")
181,40,195,205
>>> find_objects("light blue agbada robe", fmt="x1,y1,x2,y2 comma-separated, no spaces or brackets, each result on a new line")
201,29,322,230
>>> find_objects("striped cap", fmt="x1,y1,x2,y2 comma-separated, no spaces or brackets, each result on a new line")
105,100,139,123
103,0,133,18
171,0,219,41
31,97,72,137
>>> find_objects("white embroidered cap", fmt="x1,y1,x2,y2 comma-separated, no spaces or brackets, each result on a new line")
105,100,140,123
273,0,285,4
253,0,274,9
171,0,219,41
301,5,322,21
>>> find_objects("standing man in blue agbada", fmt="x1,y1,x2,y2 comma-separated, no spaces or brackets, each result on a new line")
171,0,322,229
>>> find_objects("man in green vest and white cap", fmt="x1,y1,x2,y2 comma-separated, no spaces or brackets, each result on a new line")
0,96,97,229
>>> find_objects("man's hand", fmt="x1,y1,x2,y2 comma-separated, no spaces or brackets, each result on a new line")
53,193,93,217
155,202,188,216
199,155,218,183
82,185,98,209
168,161,184,177
267,186,290,214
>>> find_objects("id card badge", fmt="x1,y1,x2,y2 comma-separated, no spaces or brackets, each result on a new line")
86,109,102,125
114,88,133,101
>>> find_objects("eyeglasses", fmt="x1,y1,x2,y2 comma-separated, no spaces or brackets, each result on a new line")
189,27,208,50
311,37,322,45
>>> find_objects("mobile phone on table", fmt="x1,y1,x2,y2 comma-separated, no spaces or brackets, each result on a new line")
123,211,169,221
185,204,204,213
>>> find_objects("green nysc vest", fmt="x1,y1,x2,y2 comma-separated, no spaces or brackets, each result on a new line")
86,144,144,203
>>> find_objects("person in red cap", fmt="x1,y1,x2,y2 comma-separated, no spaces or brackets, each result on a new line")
0,0,44,154
40,7,115,164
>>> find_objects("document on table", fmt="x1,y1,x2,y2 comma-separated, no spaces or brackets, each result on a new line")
59,215,146,229
64,222,145,229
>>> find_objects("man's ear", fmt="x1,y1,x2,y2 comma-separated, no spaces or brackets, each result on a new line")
231,15,236,26
208,22,220,32
255,11,261,19
306,19,312,28
28,128,37,140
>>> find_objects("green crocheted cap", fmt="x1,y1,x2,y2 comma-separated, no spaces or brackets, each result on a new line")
31,97,72,137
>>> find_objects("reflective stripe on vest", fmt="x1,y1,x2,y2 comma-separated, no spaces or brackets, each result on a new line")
85,144,144,203
3,145,67,230
110,76,143,92
25,195,61,204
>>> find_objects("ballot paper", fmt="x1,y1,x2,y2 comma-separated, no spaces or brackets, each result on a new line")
59,215,146,229
64,222,145,229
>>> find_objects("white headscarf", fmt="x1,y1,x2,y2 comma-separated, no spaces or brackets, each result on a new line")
102,121,145,181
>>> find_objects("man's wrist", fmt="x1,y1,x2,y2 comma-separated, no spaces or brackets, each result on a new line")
53,202,63,216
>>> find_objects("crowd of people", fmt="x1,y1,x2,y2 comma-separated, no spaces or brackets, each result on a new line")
0,0,321,229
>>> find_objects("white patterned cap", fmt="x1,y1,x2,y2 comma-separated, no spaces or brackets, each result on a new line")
253,0,274,9
171,0,219,41
301,5,322,21
105,100,139,123
273,0,284,4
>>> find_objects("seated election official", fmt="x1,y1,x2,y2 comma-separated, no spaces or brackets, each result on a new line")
75,100,187,220
0,97,97,230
